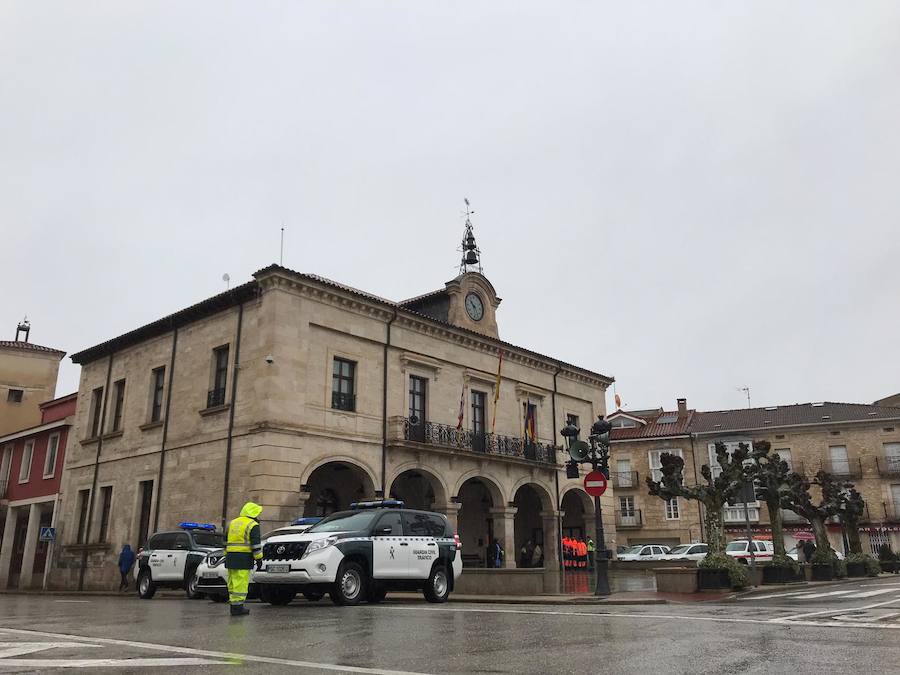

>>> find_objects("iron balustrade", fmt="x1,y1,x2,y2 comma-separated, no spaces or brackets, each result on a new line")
615,510,643,528
402,418,558,464
877,456,900,477
821,457,862,479
207,388,227,408
611,471,639,489
331,392,356,412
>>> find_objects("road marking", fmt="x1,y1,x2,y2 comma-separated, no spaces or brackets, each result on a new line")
790,590,857,599
845,589,900,599
740,590,818,601
0,628,431,675
54,600,91,604
772,596,900,623
0,642,101,659
0,657,226,668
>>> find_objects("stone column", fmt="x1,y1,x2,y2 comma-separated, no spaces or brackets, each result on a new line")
18,503,42,589
489,507,517,568
431,502,462,533
540,510,562,571
0,507,18,589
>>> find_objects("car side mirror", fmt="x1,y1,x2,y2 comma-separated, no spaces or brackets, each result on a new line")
376,526,394,536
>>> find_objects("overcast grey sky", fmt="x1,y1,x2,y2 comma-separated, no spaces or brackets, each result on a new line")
2,2,899,413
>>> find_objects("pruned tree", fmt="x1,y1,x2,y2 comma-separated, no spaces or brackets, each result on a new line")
783,470,844,562
646,441,750,555
838,486,866,555
748,440,794,563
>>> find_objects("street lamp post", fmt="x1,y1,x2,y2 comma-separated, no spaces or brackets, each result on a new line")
562,415,612,597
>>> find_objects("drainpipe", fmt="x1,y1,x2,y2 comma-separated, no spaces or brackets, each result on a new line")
78,352,114,591
220,302,245,529
380,309,398,497
153,324,178,530
552,366,563,571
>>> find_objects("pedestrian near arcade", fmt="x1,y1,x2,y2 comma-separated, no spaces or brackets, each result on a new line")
587,537,595,570
117,544,135,592
226,502,263,617
531,542,543,568
802,539,816,563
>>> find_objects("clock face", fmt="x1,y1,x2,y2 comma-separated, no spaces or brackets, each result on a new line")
465,293,484,321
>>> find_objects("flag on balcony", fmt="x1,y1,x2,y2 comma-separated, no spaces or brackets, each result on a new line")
524,400,537,443
491,349,504,433
456,381,466,430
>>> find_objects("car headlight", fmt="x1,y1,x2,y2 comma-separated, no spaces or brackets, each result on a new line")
302,536,338,558
206,554,224,567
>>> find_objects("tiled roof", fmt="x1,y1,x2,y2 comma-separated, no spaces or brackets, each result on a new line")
611,410,694,440
0,340,65,356
690,402,900,434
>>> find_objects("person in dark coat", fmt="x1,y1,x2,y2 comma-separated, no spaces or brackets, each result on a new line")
118,544,135,591
802,540,816,562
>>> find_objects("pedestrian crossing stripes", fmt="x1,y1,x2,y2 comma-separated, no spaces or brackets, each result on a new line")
742,585,900,601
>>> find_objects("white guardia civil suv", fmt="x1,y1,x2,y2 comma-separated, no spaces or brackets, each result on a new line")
252,501,463,606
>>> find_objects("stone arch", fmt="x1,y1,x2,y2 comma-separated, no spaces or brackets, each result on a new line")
511,481,556,568
454,472,505,567
300,455,379,491
300,458,378,518
452,469,505,505
560,487,594,540
387,464,449,511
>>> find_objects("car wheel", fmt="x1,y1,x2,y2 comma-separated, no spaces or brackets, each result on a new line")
332,561,366,606
738,558,748,565
185,574,204,600
302,591,325,602
138,570,156,600
423,564,450,603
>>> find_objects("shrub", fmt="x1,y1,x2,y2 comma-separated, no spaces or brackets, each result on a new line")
847,553,881,577
769,553,800,576
699,553,749,588
878,544,897,562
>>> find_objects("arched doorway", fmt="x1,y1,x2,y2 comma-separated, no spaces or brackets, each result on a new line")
512,483,554,568
302,461,377,517
456,477,503,567
389,469,447,511
561,489,594,540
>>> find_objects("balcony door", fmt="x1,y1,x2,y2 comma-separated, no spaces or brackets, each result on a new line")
885,443,900,472
616,459,633,488
471,391,486,453
829,445,850,475
408,376,427,442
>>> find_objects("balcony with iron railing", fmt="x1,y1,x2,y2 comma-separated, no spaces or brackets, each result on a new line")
611,471,639,490
206,388,227,409
331,391,356,412
399,418,558,465
820,458,862,479
615,510,643,529
877,456,900,477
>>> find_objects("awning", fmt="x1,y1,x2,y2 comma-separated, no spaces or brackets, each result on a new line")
790,531,815,541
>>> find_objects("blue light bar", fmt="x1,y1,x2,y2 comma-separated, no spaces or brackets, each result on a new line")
290,517,324,526
350,500,405,510
179,522,216,531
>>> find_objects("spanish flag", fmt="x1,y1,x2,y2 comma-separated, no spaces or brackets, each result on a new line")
524,399,536,443
491,349,504,433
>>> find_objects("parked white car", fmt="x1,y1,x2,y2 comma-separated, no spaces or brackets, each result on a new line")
664,543,708,562
617,544,671,561
725,539,775,564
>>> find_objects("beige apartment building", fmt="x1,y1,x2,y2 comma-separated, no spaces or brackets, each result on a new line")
611,400,900,554
0,321,65,437
52,242,613,589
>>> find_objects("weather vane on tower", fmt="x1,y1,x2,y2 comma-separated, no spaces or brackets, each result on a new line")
459,198,482,274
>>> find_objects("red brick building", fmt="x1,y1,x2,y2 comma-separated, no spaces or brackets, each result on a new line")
0,393,76,589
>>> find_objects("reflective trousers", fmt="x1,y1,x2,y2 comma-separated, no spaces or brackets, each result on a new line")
227,568,250,606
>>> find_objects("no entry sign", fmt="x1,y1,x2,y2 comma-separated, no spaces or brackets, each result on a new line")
584,470,608,497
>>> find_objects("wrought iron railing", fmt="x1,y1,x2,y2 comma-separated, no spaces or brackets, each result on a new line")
402,418,558,464
331,391,356,412
821,458,862,479
611,471,639,489
615,510,642,528
877,456,900,477
207,388,227,408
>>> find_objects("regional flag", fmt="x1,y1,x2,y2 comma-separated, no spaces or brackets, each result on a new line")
491,349,504,433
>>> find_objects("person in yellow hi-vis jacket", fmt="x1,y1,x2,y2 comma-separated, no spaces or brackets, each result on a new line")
226,502,263,616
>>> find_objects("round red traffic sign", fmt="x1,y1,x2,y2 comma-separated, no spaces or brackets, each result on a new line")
583,470,608,497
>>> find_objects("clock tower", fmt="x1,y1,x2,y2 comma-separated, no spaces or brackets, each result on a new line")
399,203,501,338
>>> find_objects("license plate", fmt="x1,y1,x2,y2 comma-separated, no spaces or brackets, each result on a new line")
267,564,290,573
201,571,220,579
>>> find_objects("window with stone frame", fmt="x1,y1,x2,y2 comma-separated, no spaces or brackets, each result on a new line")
331,357,356,412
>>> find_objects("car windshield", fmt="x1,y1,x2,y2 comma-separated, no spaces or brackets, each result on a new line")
306,511,379,533
621,545,643,555
193,532,225,547
726,542,747,552
668,545,691,555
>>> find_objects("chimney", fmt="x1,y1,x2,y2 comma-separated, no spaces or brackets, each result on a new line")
677,397,688,419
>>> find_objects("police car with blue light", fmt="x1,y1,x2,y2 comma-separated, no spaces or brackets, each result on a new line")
192,517,323,602
252,500,463,606
135,523,225,599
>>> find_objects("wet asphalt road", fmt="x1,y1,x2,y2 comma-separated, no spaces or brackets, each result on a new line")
2,578,900,674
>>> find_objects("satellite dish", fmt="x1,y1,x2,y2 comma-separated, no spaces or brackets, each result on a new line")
222,273,231,289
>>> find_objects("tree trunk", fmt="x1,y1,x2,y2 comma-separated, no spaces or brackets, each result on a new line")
810,516,832,557
842,517,862,554
768,499,786,558
704,505,726,555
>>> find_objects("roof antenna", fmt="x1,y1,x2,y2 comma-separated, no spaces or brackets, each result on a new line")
737,386,751,408
280,225,285,266
459,198,482,274
222,273,230,290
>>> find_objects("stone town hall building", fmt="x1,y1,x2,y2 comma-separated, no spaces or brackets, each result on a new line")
51,235,613,589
